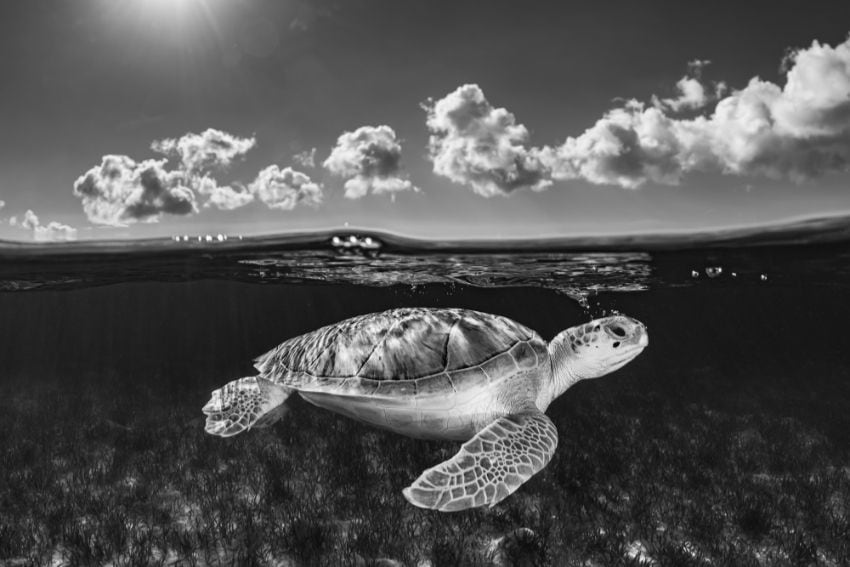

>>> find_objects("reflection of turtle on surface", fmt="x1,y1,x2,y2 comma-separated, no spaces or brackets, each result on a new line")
203,307,648,511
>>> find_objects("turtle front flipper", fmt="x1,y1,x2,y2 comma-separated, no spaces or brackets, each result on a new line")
402,411,558,511
202,376,291,437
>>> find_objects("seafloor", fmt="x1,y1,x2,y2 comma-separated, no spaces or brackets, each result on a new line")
1,280,849,566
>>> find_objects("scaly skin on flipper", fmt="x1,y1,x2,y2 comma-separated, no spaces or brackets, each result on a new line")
202,376,291,437
402,411,558,511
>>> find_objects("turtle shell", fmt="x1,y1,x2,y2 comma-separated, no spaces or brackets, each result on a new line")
255,307,548,397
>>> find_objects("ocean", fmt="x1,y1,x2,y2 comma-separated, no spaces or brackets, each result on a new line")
1,226,849,566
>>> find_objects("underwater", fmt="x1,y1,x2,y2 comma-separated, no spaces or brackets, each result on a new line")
1,224,849,566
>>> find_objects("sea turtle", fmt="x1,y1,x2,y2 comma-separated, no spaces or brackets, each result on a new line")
202,307,648,511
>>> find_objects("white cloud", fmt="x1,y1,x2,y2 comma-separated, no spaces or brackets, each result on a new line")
17,209,77,242
249,165,323,210
539,100,685,189
710,38,850,178
0,200,5,210
689,59,711,73
323,125,416,199
20,210,37,230
424,84,551,196
651,60,718,113
542,34,850,188
193,176,255,211
656,76,709,112
74,127,260,221
151,128,256,174
430,35,850,194
203,185,255,211
293,147,317,168
73,155,197,225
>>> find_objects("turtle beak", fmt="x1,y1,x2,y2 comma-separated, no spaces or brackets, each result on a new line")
633,322,649,348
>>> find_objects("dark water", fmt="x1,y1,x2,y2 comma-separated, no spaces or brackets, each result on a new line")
1,231,850,566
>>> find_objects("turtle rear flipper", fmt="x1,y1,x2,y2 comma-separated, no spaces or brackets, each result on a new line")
202,376,291,437
402,411,558,511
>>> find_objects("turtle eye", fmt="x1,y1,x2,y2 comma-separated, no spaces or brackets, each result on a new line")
610,325,627,338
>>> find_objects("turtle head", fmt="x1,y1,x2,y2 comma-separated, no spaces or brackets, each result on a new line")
542,315,648,408
567,315,648,379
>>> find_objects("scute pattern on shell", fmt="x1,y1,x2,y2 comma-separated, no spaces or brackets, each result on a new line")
254,308,539,384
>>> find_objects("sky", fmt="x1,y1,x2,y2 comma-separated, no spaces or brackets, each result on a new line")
1,0,850,242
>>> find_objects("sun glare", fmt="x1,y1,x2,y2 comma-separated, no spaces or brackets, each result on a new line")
112,0,212,27
108,0,221,44
144,0,198,11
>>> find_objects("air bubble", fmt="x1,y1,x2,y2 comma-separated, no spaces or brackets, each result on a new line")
705,266,723,278
690,270,699,278
760,274,768,281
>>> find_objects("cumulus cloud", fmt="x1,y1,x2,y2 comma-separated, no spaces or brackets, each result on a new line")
0,200,4,211
249,165,323,210
73,155,197,225
430,35,850,194
652,60,721,112
323,125,416,199
293,147,317,168
424,84,551,196
151,128,256,174
657,76,709,112
542,34,850,188
14,210,77,242
538,101,686,189
194,176,255,211
74,127,263,221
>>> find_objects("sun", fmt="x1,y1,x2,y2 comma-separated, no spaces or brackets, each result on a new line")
107,0,221,42
138,0,206,18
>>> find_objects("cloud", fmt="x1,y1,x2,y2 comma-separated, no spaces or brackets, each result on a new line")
293,147,317,168
73,155,197,225
74,128,261,220
429,35,850,194
194,176,255,211
538,101,686,189
541,34,850,188
656,76,709,112
151,128,256,174
249,165,323,210
424,84,551,197
14,210,77,242
0,200,4,210
704,38,850,180
652,60,726,113
323,125,416,198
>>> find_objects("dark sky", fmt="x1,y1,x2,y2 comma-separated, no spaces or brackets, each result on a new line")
1,0,850,241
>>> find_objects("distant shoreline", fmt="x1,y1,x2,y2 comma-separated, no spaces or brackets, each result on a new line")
1,212,850,255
